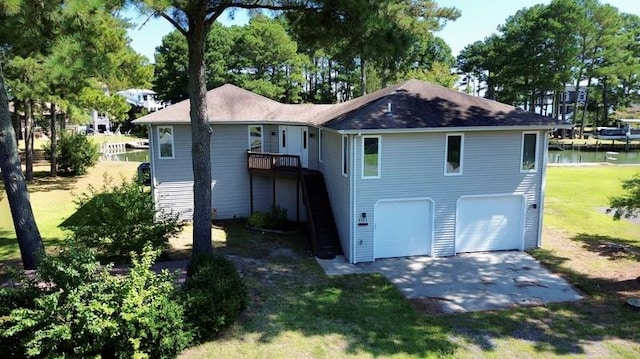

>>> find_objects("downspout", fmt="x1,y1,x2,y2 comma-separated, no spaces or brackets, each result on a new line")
350,134,357,263
149,125,159,214
537,130,549,248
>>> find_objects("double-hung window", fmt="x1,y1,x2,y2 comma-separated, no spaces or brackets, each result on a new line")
445,134,463,175
362,136,381,178
342,135,348,177
521,132,538,172
158,126,174,159
248,125,263,152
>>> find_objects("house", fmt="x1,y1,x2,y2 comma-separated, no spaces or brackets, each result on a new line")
133,79,569,263
116,89,165,112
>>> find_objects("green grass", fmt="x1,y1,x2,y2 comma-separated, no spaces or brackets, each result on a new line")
0,161,141,268
3,162,640,357
544,165,640,239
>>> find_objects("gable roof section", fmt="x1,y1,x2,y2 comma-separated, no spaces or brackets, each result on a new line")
322,79,566,131
133,84,316,124
134,80,567,130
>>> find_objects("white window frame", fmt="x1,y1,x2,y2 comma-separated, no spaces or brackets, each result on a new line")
342,135,348,177
248,125,263,152
362,135,381,179
157,126,175,159
444,133,464,176
521,131,539,173
319,129,323,163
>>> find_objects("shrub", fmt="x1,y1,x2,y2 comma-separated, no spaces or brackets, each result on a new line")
61,176,183,261
247,205,290,230
0,244,193,358
54,133,100,175
182,253,248,342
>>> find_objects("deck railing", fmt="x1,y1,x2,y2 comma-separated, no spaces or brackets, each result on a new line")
247,151,301,173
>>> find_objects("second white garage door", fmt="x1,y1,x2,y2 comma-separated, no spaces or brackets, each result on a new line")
455,194,525,253
374,198,433,259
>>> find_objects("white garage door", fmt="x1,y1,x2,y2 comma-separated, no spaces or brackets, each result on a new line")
456,195,525,253
374,199,433,259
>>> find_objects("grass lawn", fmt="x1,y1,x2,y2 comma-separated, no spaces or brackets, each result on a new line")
2,161,640,358
0,160,140,270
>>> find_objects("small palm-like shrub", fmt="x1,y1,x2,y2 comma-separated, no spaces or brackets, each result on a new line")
247,205,290,230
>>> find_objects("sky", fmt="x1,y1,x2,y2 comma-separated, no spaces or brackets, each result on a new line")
125,1,640,64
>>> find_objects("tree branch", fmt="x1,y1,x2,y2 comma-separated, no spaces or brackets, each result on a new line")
204,1,321,27
158,10,187,36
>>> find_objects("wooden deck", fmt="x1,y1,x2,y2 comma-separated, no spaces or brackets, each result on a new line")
247,151,301,177
247,151,302,221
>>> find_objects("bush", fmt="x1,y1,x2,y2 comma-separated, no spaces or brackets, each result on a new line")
182,253,248,342
61,176,183,261
247,205,290,230
54,133,100,175
0,244,193,358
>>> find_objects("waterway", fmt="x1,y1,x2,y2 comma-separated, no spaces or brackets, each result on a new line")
548,149,640,164
101,149,149,163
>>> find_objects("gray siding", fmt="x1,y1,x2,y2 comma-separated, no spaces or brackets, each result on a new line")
151,124,307,221
151,125,194,220
307,126,319,170
352,130,544,262
319,131,352,261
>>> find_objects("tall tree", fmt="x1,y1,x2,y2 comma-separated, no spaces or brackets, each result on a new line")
134,0,321,258
288,0,459,95
0,7,44,269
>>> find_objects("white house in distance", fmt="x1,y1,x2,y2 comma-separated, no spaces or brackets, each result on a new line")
117,89,165,112
134,79,570,263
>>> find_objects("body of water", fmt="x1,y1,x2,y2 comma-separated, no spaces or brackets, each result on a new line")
101,150,149,163
549,149,640,164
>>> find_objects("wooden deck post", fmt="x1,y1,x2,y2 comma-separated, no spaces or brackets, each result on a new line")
249,174,254,214
296,172,300,223
272,177,276,209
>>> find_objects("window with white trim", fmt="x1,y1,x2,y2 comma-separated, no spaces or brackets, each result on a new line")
248,125,263,152
158,126,174,159
521,132,538,172
362,136,381,178
342,135,348,177
445,134,463,175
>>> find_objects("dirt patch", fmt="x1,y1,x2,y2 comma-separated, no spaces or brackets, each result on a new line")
541,226,640,300
409,297,449,315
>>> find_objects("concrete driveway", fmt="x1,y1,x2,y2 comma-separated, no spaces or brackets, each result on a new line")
316,251,582,313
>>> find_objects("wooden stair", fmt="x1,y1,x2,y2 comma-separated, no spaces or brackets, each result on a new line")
301,171,342,259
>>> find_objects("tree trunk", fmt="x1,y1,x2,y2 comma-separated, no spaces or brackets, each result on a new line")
187,16,213,257
0,64,43,269
50,103,57,177
602,77,608,124
24,99,34,182
360,57,367,96
11,100,20,142
580,76,593,134
572,69,584,137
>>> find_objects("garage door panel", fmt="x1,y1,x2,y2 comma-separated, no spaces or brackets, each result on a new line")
456,195,524,253
374,199,432,259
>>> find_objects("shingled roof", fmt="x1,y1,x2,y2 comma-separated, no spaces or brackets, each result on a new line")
134,80,567,130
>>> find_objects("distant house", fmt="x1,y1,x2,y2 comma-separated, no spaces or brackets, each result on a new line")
134,79,569,263
117,89,165,112
91,110,112,134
